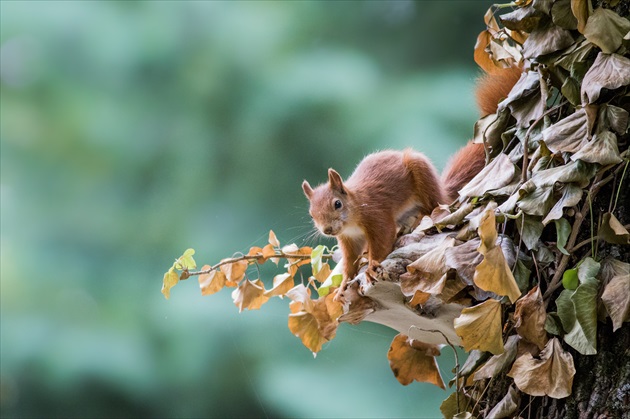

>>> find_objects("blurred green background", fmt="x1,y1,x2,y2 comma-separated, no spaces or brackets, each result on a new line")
1,1,495,417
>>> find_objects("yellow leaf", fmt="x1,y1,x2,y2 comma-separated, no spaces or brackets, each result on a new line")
288,312,328,354
514,286,548,349
231,279,269,312
508,337,576,398
409,290,431,306
220,259,248,285
198,265,227,296
387,334,444,388
268,230,280,247
263,273,294,298
474,209,521,303
161,267,179,299
314,263,332,283
454,299,505,355
174,248,196,270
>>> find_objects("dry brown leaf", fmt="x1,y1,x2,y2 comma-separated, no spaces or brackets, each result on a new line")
261,243,278,265
263,273,294,298
508,337,576,398
514,286,548,349
475,30,504,75
600,212,630,245
454,299,505,355
338,282,379,325
220,259,248,286
600,259,630,332
582,53,630,104
571,0,591,33
409,290,431,306
288,312,328,354
402,237,456,296
583,7,630,53
474,335,520,381
387,334,445,388
572,131,623,165
475,210,522,303
268,230,280,247
199,266,227,296
231,279,269,313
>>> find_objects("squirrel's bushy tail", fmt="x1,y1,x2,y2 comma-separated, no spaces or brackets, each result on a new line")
441,66,522,202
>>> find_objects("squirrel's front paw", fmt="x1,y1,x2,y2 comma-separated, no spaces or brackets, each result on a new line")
366,261,383,284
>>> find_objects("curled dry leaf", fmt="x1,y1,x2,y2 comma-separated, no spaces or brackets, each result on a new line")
487,386,521,419
570,0,591,33
387,334,444,388
508,337,576,399
401,237,456,296
514,286,548,349
263,273,294,298
199,265,227,296
474,334,520,381
268,230,280,247
542,184,583,226
600,212,630,245
572,131,623,165
288,291,342,354
454,298,505,355
459,154,517,198
542,108,591,154
232,279,269,313
522,20,574,59
582,53,630,104
600,258,630,332
247,246,266,264
583,7,630,54
220,259,248,286
475,210,521,303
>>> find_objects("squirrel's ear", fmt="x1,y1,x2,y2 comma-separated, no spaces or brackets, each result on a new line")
328,168,345,194
302,180,314,199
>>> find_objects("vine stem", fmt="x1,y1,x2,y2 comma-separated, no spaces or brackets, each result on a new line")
183,251,334,278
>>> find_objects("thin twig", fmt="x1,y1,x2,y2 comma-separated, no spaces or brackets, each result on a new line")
183,251,334,278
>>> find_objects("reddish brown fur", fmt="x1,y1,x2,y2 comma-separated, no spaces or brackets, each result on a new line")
475,66,522,116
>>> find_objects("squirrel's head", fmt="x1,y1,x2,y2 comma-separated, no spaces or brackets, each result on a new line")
302,168,351,237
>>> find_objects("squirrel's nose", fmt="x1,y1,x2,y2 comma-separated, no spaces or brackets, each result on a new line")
324,227,333,235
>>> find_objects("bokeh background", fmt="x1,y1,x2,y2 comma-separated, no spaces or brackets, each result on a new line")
1,1,495,417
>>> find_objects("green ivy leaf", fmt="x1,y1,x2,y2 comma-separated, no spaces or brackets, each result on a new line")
555,218,571,256
174,248,197,270
562,268,579,290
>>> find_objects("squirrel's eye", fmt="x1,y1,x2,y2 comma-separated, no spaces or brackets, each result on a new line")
334,200,342,210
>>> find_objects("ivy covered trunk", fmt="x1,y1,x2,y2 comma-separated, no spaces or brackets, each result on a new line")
475,0,630,417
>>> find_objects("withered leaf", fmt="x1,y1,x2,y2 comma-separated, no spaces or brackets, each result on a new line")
220,259,248,285
551,0,578,30
263,273,294,298
247,246,266,264
288,312,328,354
583,8,630,54
232,279,269,313
440,392,475,419
522,21,574,59
600,212,630,245
581,53,630,104
514,286,548,349
600,258,630,332
542,184,583,226
508,337,576,398
571,0,591,33
409,290,431,306
268,230,280,247
459,154,518,198
530,159,597,189
486,386,520,419
387,334,444,388
445,239,483,285
542,108,591,154
475,210,521,303
475,30,504,75
500,5,543,32
516,214,543,250
199,266,227,296
454,299,505,355
402,237,455,296
474,335,520,381
601,104,629,135
573,131,623,166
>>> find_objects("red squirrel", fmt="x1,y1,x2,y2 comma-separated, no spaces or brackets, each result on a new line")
302,66,521,298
